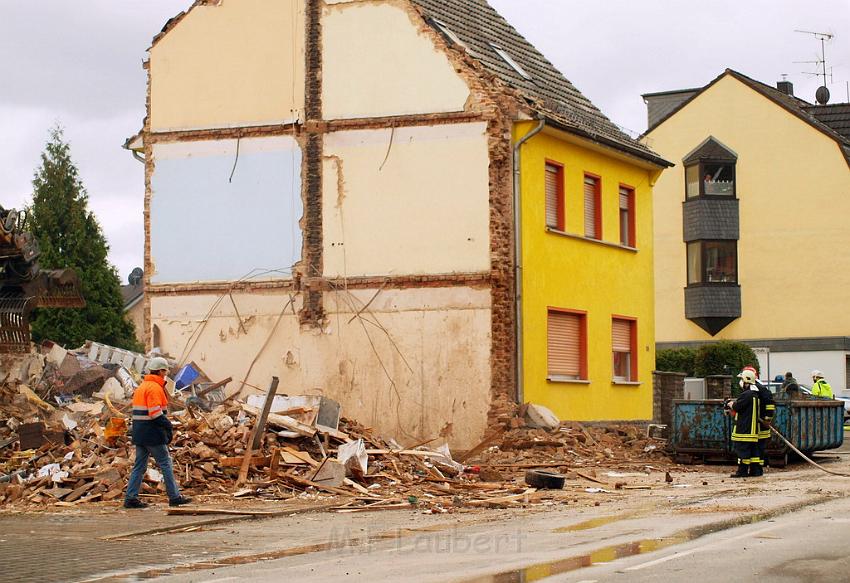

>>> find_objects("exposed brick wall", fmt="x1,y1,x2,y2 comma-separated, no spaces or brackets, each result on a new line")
142,59,154,351
301,0,324,326
706,375,733,399
653,371,686,426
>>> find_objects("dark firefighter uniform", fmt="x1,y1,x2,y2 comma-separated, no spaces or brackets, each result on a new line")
728,387,761,477
755,381,775,472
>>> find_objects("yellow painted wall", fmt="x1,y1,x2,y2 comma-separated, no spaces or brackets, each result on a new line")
517,124,657,421
647,75,850,343
322,123,491,277
150,286,492,449
322,0,469,119
150,0,305,131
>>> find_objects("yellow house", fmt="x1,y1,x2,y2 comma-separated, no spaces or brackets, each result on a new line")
644,70,850,389
125,0,669,447
516,126,667,421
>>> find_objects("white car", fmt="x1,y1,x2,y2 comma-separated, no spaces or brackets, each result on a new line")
765,381,850,422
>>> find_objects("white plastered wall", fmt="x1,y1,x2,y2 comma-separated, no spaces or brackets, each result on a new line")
150,0,305,131
150,136,303,284
150,287,492,448
323,122,491,277
322,0,470,119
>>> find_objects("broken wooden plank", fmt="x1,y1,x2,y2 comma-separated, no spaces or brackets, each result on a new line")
575,471,608,486
242,405,317,438
220,455,271,468
63,480,99,503
455,427,506,464
238,377,279,485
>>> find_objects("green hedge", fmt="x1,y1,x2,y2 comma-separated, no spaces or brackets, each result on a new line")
657,340,760,384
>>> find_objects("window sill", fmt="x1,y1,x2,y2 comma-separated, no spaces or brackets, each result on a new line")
547,376,591,384
545,227,637,252
612,380,642,386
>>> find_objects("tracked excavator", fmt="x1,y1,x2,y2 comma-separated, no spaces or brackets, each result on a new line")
0,205,85,352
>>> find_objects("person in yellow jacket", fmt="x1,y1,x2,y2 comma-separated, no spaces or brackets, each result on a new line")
124,357,192,509
811,370,833,399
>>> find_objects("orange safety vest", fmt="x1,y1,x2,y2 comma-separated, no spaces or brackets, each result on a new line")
132,375,169,421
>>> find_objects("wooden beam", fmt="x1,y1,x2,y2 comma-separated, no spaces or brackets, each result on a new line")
237,377,279,486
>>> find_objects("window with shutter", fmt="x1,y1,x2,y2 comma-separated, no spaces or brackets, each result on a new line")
584,175,600,239
619,186,635,247
545,163,563,230
612,317,636,381
547,309,586,380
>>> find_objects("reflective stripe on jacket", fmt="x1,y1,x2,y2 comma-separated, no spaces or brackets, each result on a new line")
131,375,173,446
812,379,833,399
731,389,760,442
756,382,776,439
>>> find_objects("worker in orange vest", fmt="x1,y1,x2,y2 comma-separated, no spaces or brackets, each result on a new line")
124,357,191,508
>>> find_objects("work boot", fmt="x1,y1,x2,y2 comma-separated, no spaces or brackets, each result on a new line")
124,498,148,509
749,465,764,477
730,464,748,478
169,496,193,507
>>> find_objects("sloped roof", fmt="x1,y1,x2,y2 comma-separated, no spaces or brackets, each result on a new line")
645,69,850,167
682,136,738,165
410,0,670,167
121,283,143,310
804,103,850,142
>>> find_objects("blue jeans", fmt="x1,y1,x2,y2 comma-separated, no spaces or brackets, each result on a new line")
125,444,181,501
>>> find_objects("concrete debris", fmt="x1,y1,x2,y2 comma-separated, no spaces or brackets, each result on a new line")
523,403,560,430
0,343,686,514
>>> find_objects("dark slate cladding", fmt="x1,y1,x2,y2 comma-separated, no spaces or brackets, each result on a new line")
410,0,669,167
685,286,741,336
643,89,699,131
683,199,739,242
682,137,737,165
804,103,850,142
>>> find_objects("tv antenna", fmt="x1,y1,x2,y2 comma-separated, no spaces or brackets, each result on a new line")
794,29,834,104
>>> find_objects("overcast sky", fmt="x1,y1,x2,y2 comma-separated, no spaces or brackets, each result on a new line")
1,0,848,282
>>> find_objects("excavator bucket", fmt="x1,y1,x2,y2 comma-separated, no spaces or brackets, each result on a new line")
0,205,86,353
0,296,32,353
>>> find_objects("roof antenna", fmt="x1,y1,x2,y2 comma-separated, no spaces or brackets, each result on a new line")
794,29,834,104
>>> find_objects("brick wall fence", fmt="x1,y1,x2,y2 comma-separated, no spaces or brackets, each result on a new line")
706,375,734,400
653,371,686,427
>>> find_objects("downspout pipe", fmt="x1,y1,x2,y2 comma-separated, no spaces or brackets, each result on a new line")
512,117,545,406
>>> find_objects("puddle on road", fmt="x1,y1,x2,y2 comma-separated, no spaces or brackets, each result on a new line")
462,496,831,583
553,511,642,533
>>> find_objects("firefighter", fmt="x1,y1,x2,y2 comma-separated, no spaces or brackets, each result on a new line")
811,370,833,399
745,367,776,471
725,369,762,478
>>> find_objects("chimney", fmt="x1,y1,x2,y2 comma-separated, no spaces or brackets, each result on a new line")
776,80,794,96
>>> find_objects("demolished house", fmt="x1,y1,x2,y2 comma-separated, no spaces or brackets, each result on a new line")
124,0,670,450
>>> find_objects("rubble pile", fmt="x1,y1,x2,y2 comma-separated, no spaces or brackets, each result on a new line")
0,344,679,514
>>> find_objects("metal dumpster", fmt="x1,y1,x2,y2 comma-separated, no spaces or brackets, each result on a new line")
671,398,844,466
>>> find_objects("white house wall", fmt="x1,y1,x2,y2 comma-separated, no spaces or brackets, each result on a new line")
755,350,849,393
150,137,302,284
149,0,305,132
150,286,492,448
322,122,491,277
322,0,470,119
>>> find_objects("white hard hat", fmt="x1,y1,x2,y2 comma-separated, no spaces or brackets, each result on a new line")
812,370,824,379
737,369,756,384
147,357,170,373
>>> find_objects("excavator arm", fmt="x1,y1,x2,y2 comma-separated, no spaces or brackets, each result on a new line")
0,205,85,352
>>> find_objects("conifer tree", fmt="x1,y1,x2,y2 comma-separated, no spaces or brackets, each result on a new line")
27,126,141,351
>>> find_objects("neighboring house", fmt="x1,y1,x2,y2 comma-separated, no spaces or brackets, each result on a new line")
644,69,850,389
125,0,668,448
120,269,145,347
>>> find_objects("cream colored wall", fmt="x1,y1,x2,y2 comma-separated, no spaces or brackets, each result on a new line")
647,75,850,343
150,287,492,449
322,0,470,119
322,123,491,277
150,0,305,131
126,301,145,346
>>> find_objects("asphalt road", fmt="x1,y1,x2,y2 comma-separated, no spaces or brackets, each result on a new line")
550,495,850,583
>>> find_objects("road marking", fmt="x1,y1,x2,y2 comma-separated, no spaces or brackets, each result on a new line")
624,524,779,571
